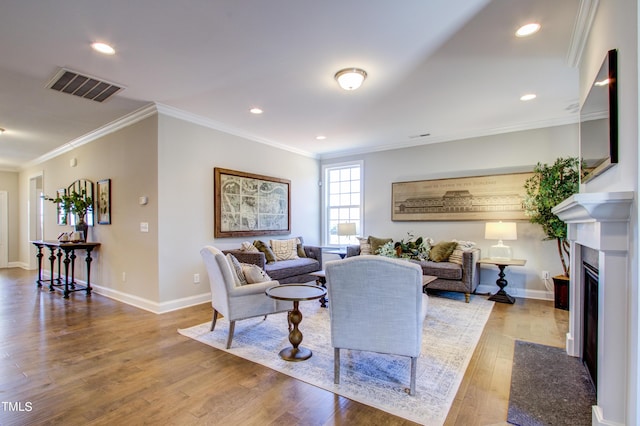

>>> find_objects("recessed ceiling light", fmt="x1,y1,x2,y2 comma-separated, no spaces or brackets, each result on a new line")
515,23,541,37
594,79,610,87
520,94,537,101
316,135,327,140
249,107,263,114
91,42,115,55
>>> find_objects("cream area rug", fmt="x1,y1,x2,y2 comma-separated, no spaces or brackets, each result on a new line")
178,292,494,425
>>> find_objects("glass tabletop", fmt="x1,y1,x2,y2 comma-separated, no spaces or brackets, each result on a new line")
265,284,326,301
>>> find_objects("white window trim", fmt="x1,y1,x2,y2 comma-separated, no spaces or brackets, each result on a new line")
321,160,364,247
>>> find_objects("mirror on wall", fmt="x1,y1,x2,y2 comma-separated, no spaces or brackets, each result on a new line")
580,49,618,183
67,179,94,226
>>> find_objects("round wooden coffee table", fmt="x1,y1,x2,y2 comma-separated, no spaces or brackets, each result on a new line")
265,284,327,361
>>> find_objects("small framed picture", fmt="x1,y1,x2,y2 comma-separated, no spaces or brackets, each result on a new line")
97,179,111,225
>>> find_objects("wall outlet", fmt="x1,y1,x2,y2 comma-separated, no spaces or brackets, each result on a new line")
193,273,200,284
542,270,550,280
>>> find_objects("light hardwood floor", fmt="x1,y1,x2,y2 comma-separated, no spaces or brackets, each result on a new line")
0,268,568,425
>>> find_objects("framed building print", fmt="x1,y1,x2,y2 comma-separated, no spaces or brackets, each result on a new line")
97,179,111,224
214,168,290,238
392,172,534,221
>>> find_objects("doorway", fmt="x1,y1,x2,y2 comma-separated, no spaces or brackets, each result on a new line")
28,174,44,270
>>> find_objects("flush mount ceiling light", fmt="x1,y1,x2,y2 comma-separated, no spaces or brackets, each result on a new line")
249,107,263,114
91,42,116,55
335,68,367,91
515,23,541,37
520,93,537,101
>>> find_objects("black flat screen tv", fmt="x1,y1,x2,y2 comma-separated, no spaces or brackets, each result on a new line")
580,49,618,183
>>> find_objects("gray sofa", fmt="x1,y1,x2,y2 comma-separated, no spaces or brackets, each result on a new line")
222,244,322,284
346,245,480,302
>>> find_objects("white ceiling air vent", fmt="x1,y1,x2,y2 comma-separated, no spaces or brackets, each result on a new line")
46,68,124,102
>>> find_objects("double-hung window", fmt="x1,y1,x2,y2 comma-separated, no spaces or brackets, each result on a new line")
322,161,363,246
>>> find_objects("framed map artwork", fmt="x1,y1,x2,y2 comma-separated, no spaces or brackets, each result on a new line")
214,168,291,238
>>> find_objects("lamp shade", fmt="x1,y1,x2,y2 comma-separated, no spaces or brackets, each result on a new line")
484,222,517,241
337,222,357,236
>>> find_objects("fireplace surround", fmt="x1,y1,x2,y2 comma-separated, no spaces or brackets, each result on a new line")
552,191,633,426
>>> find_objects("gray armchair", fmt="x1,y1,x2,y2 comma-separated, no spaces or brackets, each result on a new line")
200,246,291,348
325,255,428,395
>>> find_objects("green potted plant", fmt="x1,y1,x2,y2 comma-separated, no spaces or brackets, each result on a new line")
44,189,93,241
523,157,581,309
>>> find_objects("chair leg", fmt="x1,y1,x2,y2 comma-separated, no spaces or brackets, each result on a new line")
210,309,219,331
226,321,236,349
465,292,470,303
334,348,341,384
409,356,417,396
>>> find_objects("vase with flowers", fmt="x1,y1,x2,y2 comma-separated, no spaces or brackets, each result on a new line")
44,189,93,242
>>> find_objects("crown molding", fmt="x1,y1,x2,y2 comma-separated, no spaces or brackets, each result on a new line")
23,103,158,170
319,115,579,160
155,103,318,159
567,0,599,67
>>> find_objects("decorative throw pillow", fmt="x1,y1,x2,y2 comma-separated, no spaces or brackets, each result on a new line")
240,241,259,252
297,243,307,258
226,253,248,286
429,241,458,262
270,238,300,261
241,263,272,284
253,240,277,264
449,240,477,265
357,237,372,255
369,236,393,255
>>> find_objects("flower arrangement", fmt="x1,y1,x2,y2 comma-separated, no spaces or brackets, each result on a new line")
376,233,432,260
43,189,93,225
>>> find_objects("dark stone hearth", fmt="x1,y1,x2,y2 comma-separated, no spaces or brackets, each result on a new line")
507,340,596,426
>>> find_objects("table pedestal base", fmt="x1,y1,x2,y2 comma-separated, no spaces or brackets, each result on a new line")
488,264,516,304
489,289,515,304
279,346,312,361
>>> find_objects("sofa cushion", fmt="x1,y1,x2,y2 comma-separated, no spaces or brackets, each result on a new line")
242,263,272,283
429,241,458,262
357,237,372,255
270,238,300,261
369,236,393,254
253,240,277,263
412,260,463,280
226,253,248,286
265,258,320,281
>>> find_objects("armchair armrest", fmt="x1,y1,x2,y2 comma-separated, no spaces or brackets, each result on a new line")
227,280,280,297
222,249,266,269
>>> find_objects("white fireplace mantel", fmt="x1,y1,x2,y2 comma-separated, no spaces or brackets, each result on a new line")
552,191,633,426
552,191,634,223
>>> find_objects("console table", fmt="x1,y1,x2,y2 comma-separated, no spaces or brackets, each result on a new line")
478,258,526,304
32,240,100,298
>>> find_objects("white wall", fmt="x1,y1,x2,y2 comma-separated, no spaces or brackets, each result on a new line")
0,171,19,264
579,1,638,424
322,124,579,299
156,113,320,305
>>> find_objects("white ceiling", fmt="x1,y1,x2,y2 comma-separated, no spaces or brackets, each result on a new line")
0,0,580,170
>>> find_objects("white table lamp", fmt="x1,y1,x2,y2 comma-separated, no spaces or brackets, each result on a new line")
485,221,517,260
337,222,356,245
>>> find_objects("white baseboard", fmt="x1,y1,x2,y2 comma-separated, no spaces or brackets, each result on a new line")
592,405,625,426
91,284,211,314
37,270,210,314
476,283,553,301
